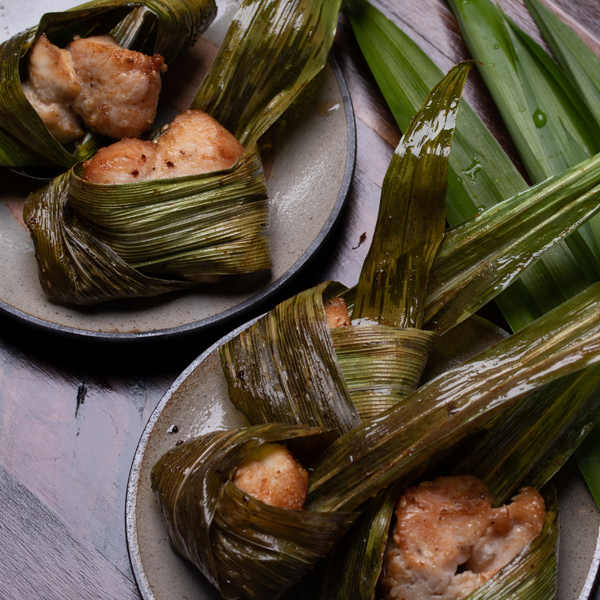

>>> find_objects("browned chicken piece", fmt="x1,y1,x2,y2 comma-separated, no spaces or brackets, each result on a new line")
466,486,546,574
22,33,165,143
152,111,245,178
324,297,351,328
379,475,545,600
233,443,309,510
22,34,83,143
69,35,164,139
83,110,245,184
82,138,158,183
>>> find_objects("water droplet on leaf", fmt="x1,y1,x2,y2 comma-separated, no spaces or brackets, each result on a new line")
533,108,547,128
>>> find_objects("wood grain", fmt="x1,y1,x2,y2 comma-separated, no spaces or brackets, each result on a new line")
0,466,140,599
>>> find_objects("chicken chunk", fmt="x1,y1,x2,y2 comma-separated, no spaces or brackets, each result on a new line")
233,443,309,510
152,110,245,178
379,475,545,600
22,34,83,143
324,297,351,328
69,35,164,139
23,33,165,143
82,110,245,184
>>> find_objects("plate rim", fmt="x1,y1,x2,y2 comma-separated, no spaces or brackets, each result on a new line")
0,55,356,343
125,315,258,600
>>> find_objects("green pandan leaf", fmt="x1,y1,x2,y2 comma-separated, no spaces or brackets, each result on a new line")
523,0,600,128
353,61,472,328
191,0,344,147
307,283,600,512
447,0,599,182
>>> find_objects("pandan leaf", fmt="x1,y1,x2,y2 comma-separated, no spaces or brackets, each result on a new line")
353,61,472,328
307,283,600,512
220,281,361,434
23,171,193,304
191,0,344,147
151,423,357,600
523,0,600,129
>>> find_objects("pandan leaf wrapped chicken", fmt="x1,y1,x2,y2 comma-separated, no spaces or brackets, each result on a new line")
22,0,344,305
0,0,218,170
151,61,600,600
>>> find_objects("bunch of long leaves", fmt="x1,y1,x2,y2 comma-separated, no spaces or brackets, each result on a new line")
346,0,600,514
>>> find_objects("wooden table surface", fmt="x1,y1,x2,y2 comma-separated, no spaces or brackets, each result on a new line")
1,0,599,598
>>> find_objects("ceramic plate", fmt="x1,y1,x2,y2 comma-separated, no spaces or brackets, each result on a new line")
0,0,355,341
126,315,600,600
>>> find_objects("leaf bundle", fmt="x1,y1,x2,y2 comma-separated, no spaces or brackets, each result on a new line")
23,0,344,304
151,22,600,597
151,424,356,600
0,0,217,169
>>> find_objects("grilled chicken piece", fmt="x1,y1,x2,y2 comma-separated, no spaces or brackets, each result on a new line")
22,34,83,143
324,297,351,328
380,475,545,600
233,443,309,510
69,35,164,139
82,110,245,184
23,33,165,142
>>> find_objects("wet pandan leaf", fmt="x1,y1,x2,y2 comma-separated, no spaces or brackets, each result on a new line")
22,0,344,304
151,424,356,600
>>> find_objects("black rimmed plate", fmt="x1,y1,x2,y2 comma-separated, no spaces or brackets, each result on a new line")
0,0,356,341
125,315,600,600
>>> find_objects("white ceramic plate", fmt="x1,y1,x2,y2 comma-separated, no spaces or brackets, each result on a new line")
126,315,600,600
0,0,355,341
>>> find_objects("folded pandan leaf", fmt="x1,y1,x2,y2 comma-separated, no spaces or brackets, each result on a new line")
189,0,344,148
315,483,399,600
220,57,600,427
346,0,600,512
151,423,357,600
220,282,361,433
0,0,217,170
306,281,600,513
23,0,344,304
221,62,472,424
